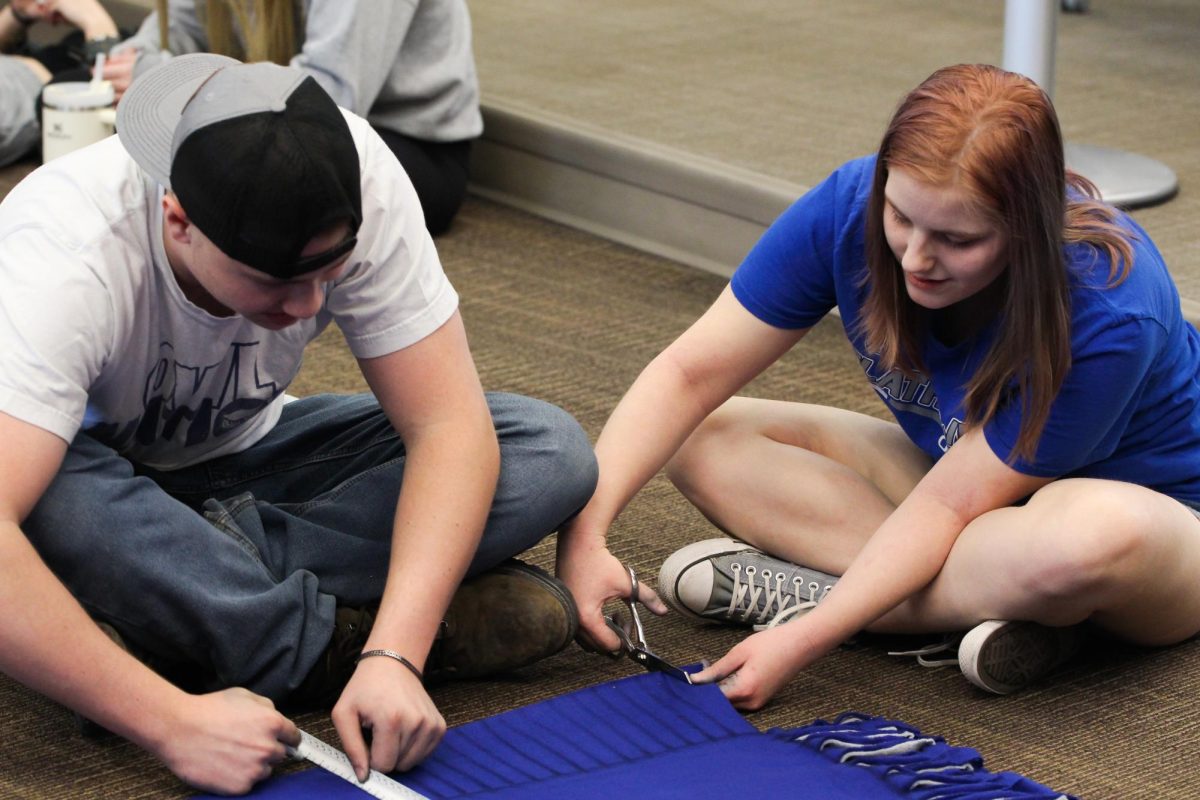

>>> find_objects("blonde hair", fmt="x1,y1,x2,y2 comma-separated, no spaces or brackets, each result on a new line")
201,0,301,65
858,64,1135,462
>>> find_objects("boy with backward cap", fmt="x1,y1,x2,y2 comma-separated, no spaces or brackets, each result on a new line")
0,53,597,794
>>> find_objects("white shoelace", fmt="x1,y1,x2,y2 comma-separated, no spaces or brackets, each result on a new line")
886,639,960,668
726,562,832,630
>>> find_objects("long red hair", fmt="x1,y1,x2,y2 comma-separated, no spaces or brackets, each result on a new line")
858,64,1133,462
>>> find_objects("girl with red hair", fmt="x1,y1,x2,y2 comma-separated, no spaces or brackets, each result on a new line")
559,63,1200,707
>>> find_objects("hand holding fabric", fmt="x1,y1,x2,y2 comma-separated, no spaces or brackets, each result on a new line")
332,656,445,780
691,623,826,711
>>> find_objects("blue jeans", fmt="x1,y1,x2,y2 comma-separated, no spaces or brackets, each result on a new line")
24,392,597,700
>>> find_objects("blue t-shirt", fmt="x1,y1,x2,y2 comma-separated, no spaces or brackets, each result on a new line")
731,154,1200,505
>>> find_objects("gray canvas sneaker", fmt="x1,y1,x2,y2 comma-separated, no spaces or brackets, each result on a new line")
957,620,1085,694
658,538,838,628
889,620,1085,695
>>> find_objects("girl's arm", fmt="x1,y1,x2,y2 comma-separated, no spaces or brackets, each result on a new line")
695,425,1052,708
558,285,809,650
105,0,208,98
115,0,207,56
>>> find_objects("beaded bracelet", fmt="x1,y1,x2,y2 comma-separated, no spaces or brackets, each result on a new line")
356,649,424,681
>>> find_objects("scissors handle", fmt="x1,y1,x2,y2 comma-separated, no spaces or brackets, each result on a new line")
605,613,635,652
605,589,694,685
622,565,647,646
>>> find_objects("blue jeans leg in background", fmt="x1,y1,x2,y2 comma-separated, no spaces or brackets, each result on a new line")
23,392,597,700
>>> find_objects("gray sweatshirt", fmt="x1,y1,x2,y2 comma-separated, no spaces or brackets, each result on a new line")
122,0,482,142
0,56,44,166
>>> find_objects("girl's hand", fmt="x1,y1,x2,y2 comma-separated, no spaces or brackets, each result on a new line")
10,0,55,24
556,524,668,653
690,624,824,711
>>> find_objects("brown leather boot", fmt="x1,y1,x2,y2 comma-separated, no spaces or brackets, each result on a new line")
289,605,376,710
426,559,578,681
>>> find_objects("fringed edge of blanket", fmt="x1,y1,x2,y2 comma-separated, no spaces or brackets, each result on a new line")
779,712,1076,800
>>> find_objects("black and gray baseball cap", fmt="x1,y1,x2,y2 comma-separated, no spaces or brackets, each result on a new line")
117,53,362,278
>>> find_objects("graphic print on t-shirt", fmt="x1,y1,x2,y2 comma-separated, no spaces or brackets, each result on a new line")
90,339,282,452
856,350,940,421
855,348,964,454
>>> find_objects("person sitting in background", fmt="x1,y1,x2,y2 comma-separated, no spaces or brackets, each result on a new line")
0,0,119,166
105,0,481,235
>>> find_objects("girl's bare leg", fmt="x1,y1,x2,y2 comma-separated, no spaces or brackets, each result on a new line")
666,397,930,574
668,398,1200,645
879,478,1200,645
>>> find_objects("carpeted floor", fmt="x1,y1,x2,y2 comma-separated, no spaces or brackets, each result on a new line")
2,0,1199,796
2,195,1198,798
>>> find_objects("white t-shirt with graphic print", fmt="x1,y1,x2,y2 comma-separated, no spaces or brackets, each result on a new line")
0,110,458,470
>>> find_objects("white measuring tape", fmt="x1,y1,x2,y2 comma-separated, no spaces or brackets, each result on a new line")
287,729,430,800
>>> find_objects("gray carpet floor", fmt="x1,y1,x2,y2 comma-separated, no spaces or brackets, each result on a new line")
2,0,1199,796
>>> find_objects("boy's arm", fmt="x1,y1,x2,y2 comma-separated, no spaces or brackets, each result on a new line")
334,309,498,779
0,411,300,794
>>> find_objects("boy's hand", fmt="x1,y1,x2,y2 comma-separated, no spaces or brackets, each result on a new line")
332,657,445,779
158,688,300,795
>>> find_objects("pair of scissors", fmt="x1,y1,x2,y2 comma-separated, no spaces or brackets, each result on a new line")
604,565,693,684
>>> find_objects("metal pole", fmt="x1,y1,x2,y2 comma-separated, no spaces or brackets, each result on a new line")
999,0,1176,207
1002,0,1057,98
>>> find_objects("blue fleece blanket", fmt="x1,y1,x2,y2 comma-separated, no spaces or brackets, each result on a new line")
198,671,1073,799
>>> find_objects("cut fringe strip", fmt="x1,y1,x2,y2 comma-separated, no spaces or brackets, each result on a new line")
781,713,1075,800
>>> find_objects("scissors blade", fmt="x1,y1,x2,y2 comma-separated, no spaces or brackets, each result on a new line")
606,613,691,682
627,645,694,684
603,567,696,684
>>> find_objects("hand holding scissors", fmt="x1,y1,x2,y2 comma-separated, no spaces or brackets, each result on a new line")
604,566,694,684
